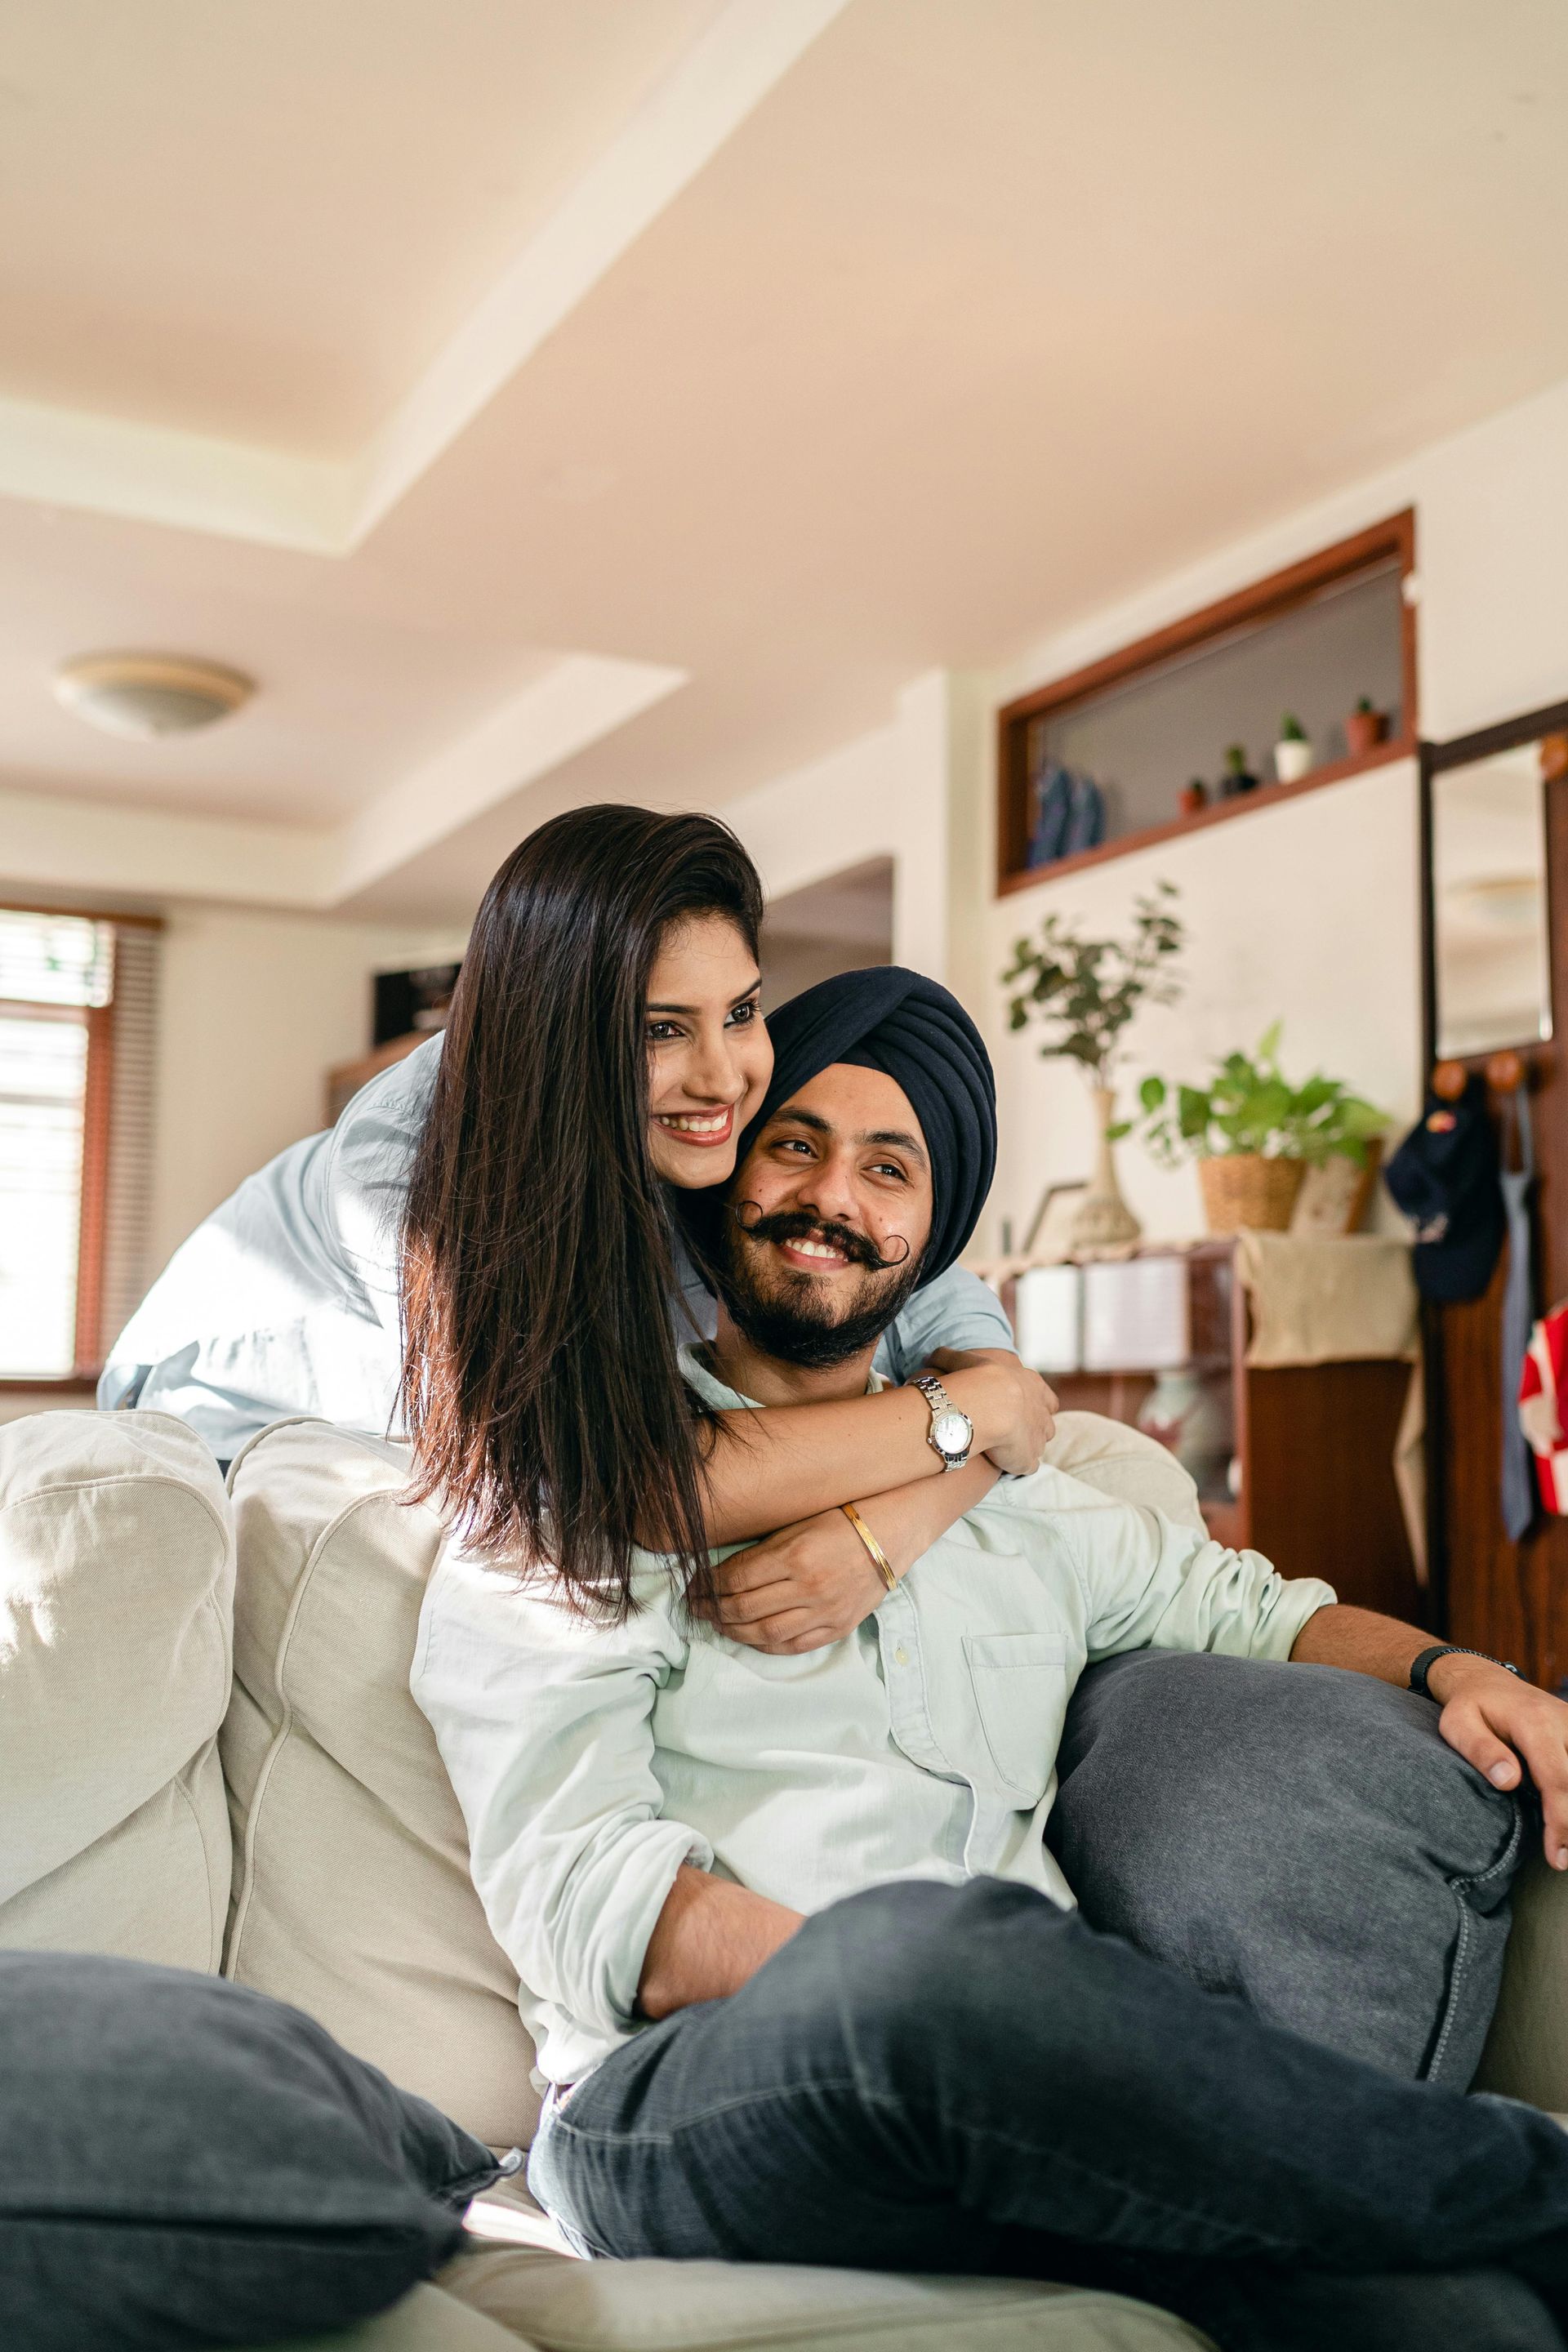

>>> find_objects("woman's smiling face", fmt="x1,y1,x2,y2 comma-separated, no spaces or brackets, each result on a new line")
644,912,773,1187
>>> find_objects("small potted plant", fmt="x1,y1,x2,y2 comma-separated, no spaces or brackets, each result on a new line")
1002,882,1184,1254
1136,1022,1386,1235
1219,743,1258,797
1345,696,1388,758
1273,713,1313,784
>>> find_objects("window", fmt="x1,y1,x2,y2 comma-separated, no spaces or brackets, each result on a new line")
0,910,132,1382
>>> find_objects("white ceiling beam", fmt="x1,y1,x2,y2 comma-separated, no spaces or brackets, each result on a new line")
0,775,340,909
328,653,686,902
0,391,352,553
0,653,686,913
346,0,852,544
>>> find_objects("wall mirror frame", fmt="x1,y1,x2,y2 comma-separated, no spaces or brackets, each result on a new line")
1420,698,1568,1073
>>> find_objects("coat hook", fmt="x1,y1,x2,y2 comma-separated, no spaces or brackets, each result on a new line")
1432,1060,1468,1102
1486,1049,1525,1094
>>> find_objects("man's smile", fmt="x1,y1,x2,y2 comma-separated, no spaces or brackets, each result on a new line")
773,1232,853,1272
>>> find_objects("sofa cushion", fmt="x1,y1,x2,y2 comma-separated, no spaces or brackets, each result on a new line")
0,1409,232,1971
223,1417,539,2151
1039,1410,1206,1535
0,1949,496,2352
439,2242,1209,2351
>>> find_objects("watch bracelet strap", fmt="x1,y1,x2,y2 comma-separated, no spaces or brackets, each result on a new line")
841,1502,898,1593
1409,1642,1521,1698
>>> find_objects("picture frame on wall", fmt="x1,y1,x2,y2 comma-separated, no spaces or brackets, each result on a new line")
1021,1180,1088,1261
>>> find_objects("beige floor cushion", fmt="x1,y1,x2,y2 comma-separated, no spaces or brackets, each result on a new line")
0,1409,232,1971
223,1418,539,2151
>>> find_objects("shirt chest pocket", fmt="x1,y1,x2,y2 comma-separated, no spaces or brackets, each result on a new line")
963,1633,1073,1802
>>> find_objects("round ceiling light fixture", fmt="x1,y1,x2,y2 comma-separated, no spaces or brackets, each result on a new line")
53,652,255,740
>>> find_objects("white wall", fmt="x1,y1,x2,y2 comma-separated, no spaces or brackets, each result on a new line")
148,905,467,1273
950,372,1568,1254
724,675,960,977
982,760,1423,1251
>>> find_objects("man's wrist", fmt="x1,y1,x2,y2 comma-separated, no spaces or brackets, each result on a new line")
1423,1650,1518,1705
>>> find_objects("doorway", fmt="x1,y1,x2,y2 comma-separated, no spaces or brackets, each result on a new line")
760,857,893,1009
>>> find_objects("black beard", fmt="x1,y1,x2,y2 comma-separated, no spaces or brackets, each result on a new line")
715,1209,925,1371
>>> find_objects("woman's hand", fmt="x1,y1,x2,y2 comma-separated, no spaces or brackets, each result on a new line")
692,1508,890,1654
1430,1653,1568,1869
924,1348,1058,1477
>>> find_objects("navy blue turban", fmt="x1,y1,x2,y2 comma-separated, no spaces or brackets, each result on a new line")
737,967,996,1285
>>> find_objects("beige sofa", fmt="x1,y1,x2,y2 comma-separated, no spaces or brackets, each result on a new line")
2,1406,1565,2352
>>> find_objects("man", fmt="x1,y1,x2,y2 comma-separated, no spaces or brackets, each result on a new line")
415,969,1568,2350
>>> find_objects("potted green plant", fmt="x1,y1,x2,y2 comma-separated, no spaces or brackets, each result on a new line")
1136,1022,1387,1234
1345,696,1388,759
1002,882,1184,1254
1273,712,1313,785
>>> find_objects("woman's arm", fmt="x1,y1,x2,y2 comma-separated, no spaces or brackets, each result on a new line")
699,1352,1051,1544
694,1454,1001,1652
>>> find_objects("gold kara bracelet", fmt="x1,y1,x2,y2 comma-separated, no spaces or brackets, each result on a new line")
841,1501,898,1593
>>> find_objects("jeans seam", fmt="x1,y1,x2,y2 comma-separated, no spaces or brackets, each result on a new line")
1428,1799,1523,2084
551,2074,1298,2258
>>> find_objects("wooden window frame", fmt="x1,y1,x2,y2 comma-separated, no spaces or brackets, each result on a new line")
996,509,1419,894
0,974,117,1396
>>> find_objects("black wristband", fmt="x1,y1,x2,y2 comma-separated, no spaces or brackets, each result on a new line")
1409,1643,1521,1699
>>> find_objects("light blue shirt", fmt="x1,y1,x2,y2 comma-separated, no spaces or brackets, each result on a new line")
412,1348,1334,2090
100,1034,1014,1456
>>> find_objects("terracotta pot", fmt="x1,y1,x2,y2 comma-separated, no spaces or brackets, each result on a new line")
1345,706,1388,759
1197,1154,1305,1236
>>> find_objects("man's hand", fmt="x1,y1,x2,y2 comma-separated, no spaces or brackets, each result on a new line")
1291,1604,1568,1870
1428,1652,1568,1869
924,1348,1058,1477
692,1508,888,1653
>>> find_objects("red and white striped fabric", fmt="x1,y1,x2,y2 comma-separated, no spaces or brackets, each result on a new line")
1519,1299,1568,1516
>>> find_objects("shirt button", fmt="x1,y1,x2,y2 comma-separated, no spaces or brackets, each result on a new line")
894,1644,910,1667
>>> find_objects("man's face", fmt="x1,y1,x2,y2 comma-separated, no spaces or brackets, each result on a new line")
716,1063,934,1370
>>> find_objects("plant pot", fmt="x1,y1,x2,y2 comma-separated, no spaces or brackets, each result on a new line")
1345,707,1388,759
1197,1154,1305,1236
1067,1087,1143,1257
1273,737,1313,785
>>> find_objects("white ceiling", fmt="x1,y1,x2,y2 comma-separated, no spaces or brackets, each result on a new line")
0,0,723,452
5,0,1568,922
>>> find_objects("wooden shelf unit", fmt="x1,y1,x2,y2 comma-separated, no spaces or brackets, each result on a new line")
1004,1241,1424,1624
996,510,1418,895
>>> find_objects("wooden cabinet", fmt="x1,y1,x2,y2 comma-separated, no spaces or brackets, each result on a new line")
324,1030,425,1128
1006,1241,1424,1622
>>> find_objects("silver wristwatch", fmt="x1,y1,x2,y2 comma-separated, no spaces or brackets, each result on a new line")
912,1374,974,1472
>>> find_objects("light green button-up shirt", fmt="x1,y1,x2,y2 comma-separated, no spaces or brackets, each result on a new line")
412,1348,1336,2089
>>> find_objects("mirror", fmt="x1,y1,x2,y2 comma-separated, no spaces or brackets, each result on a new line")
1431,737,1554,1058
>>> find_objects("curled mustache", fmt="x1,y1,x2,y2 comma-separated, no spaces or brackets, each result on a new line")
728,1201,911,1272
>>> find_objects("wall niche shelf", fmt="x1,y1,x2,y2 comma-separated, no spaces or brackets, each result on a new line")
996,510,1418,898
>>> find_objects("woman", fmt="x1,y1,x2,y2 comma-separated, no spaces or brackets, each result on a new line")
103,806,1051,1636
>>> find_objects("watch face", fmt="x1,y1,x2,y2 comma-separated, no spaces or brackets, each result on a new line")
932,1409,971,1455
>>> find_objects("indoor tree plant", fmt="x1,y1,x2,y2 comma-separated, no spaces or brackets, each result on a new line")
1001,881,1183,1254
1136,1022,1387,1233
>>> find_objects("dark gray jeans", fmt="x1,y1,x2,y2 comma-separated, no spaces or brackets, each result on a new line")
1049,1649,1526,2085
531,1657,1548,2350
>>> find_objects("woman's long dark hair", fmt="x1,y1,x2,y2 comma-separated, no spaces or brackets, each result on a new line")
399,804,764,1618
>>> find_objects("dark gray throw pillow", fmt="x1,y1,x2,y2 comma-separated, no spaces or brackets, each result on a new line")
0,1951,500,2350
1049,1649,1526,2086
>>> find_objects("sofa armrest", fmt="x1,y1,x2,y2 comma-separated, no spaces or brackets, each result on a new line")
243,2281,541,2351
1473,1854,1568,2108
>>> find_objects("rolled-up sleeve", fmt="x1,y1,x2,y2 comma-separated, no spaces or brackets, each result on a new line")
411,1546,710,2050
1066,1504,1336,1664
